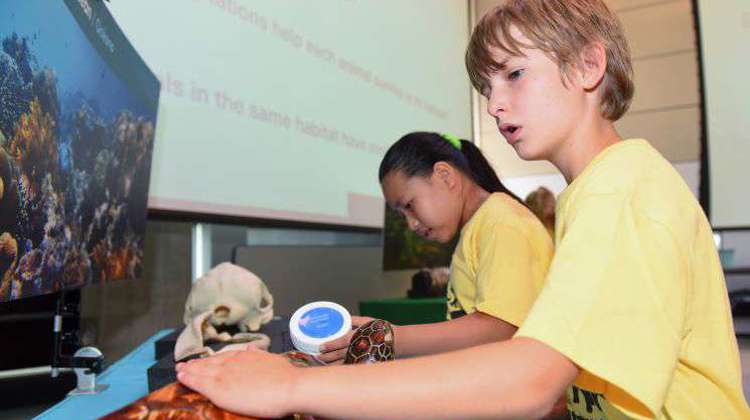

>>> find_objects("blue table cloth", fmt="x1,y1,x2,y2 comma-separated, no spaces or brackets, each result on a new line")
36,329,173,420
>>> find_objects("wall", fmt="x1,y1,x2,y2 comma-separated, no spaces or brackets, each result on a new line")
722,230,750,293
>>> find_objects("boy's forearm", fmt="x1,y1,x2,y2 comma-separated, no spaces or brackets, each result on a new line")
290,337,575,420
394,312,517,357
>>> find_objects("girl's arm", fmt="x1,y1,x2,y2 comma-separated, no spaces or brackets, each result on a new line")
393,310,517,357
318,311,516,363
177,336,579,420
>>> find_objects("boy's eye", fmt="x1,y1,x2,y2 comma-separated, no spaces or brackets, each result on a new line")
508,69,524,81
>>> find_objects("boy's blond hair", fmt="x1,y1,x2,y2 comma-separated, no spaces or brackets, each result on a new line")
466,0,634,121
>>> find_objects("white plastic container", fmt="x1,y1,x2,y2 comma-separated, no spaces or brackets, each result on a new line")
289,301,352,355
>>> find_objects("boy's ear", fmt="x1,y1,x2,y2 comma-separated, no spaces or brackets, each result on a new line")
432,161,457,189
579,41,607,91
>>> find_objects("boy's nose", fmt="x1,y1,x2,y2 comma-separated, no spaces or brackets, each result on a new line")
486,90,506,118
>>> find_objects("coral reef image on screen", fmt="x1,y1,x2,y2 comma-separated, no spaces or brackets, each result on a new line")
0,2,158,302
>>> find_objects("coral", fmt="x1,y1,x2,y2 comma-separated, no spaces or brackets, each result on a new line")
69,102,106,174
32,68,60,123
61,246,91,289
91,238,140,282
0,50,32,138
69,169,91,216
0,31,155,301
8,99,59,199
0,231,18,300
93,148,114,187
0,147,19,232
87,201,142,282
104,111,154,203
16,248,42,285
2,34,34,85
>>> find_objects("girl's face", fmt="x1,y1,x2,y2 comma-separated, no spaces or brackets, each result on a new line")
381,167,461,243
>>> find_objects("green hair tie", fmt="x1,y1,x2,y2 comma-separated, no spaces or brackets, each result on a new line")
440,133,462,151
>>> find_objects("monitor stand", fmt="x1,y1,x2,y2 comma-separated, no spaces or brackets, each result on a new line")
52,290,108,395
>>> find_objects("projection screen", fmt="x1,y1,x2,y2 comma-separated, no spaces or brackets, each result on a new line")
106,0,472,228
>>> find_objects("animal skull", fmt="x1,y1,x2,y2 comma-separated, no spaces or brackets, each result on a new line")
174,262,274,360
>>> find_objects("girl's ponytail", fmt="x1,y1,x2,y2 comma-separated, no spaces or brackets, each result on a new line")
458,139,524,204
379,132,524,206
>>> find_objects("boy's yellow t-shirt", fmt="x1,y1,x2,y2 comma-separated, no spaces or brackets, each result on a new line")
447,192,554,326
516,139,750,419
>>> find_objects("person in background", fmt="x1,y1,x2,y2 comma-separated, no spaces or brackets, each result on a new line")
524,186,555,237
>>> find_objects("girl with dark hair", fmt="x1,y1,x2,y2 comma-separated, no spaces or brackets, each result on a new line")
378,131,525,204
318,131,554,362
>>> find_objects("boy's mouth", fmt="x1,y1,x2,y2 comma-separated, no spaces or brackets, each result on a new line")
499,123,522,145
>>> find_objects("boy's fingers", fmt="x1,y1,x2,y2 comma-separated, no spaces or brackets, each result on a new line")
244,345,263,353
180,359,226,377
319,335,350,353
192,354,230,366
313,318,379,363
217,343,251,353
350,315,375,327
176,357,218,371
210,349,243,359
316,348,347,363
177,370,219,395
179,352,239,375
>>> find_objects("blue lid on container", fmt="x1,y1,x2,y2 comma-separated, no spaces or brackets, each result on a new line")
297,307,345,338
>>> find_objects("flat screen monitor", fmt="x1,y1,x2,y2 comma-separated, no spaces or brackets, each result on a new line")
0,0,159,302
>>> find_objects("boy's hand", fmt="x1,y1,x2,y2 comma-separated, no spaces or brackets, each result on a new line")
317,315,376,364
176,347,299,418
